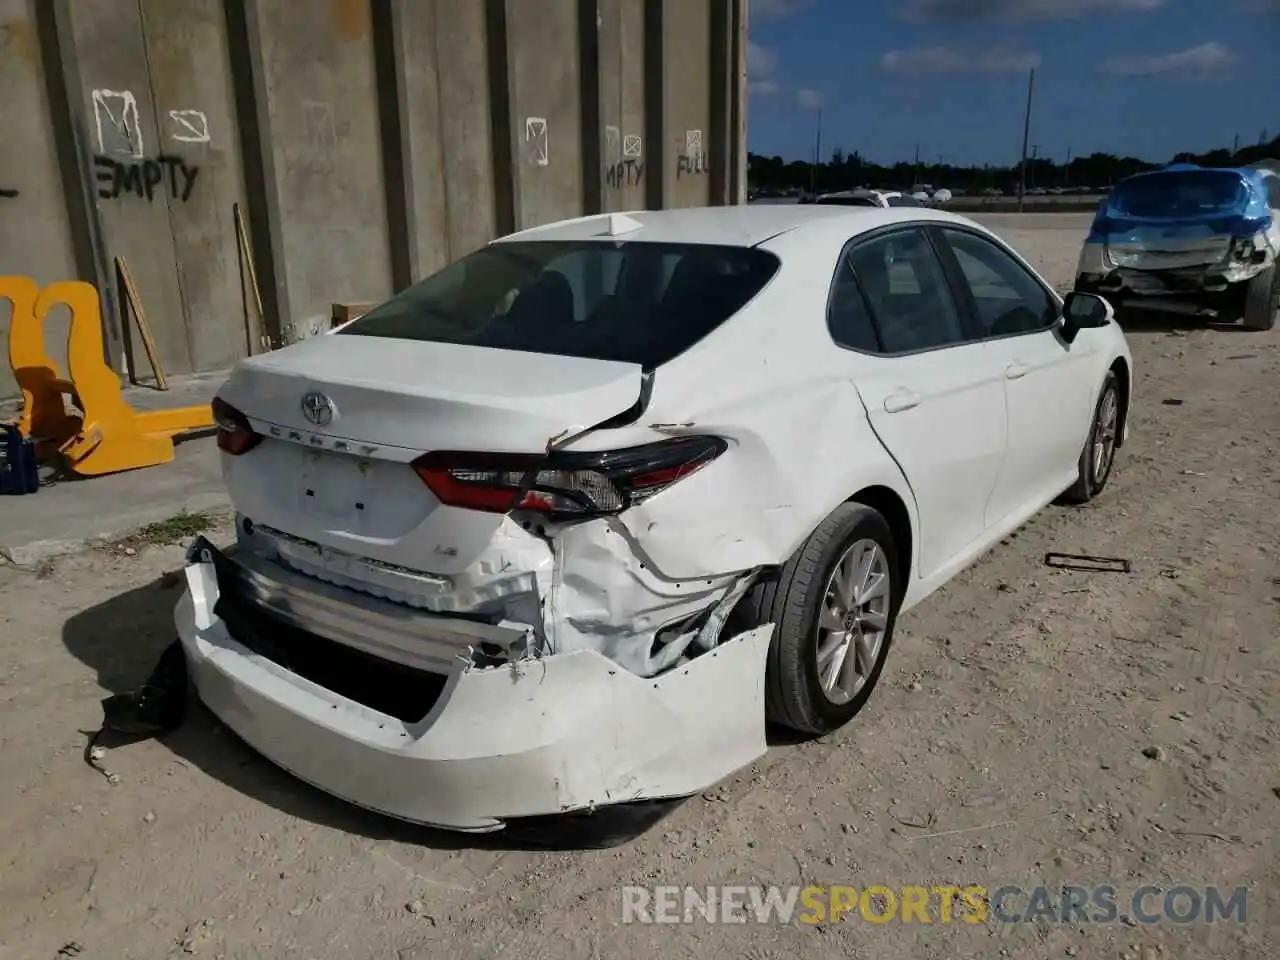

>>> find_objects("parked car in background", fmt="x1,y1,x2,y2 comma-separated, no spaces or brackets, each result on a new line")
815,188,924,208
1074,163,1280,330
184,204,1133,837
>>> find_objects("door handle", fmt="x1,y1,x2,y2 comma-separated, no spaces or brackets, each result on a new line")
1005,361,1030,380
883,389,921,414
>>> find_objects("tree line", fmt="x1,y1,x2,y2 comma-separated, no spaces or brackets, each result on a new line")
748,133,1279,195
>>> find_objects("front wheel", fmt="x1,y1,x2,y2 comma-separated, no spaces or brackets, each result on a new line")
1240,265,1278,331
1061,370,1121,505
754,503,901,735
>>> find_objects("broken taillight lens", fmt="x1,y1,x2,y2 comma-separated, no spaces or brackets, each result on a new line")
412,436,727,517
212,397,263,455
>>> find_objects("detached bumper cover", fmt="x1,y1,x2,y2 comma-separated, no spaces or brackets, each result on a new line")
174,540,772,832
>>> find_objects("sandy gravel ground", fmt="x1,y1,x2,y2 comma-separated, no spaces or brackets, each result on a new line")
1,214,1277,960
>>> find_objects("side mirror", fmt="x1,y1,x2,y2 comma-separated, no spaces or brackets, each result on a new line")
1060,291,1114,343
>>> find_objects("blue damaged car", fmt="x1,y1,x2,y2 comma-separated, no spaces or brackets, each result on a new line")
1073,163,1280,330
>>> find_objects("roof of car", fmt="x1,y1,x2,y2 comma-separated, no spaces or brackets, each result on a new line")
498,204,957,248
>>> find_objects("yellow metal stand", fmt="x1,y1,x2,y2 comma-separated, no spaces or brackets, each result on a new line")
2,276,214,476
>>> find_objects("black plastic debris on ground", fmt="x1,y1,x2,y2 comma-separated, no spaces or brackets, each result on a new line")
1044,552,1132,574
85,640,190,777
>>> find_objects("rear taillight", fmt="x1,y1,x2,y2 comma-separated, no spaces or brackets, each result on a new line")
411,436,727,517
212,397,263,455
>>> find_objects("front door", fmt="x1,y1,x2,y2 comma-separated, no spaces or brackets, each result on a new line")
933,226,1095,525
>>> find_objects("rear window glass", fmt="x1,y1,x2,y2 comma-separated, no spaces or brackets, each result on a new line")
1109,171,1246,219
340,241,779,368
886,195,922,207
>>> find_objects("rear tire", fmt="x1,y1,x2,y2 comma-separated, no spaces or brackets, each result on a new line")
1061,370,1121,505
754,503,901,735
1240,265,1278,331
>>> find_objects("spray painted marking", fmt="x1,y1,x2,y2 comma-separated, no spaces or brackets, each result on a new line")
525,117,549,167
168,109,210,144
605,125,621,158
302,100,338,153
623,135,643,158
685,129,703,154
92,89,145,157
0,188,18,199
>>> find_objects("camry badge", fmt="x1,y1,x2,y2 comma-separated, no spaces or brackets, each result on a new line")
300,391,335,427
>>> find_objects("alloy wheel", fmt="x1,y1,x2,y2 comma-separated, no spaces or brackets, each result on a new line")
1092,385,1119,484
815,538,891,706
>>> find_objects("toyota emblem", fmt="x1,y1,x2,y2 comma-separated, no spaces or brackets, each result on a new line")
301,391,335,426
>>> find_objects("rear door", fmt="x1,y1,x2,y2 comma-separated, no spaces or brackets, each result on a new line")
931,226,1094,524
831,226,1007,580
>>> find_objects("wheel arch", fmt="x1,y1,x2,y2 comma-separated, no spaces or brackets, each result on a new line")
1109,355,1131,448
847,484,914,590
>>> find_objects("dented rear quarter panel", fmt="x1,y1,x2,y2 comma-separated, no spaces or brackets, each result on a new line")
562,216,922,584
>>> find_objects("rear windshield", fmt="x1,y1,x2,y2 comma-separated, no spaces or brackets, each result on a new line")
817,195,879,207
1109,171,1246,219
340,240,780,368
886,195,923,207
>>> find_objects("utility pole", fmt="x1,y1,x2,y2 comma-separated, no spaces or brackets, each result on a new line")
1233,133,1240,153
809,108,822,197
1017,66,1035,212
1064,146,1072,188
914,142,920,187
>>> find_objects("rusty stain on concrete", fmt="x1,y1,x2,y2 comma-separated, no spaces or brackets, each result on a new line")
330,0,370,42
0,18,39,67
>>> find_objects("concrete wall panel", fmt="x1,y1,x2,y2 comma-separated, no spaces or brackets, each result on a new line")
0,0,79,398
505,0,584,231
253,0,394,339
598,0,648,212
138,0,251,373
432,0,499,259
662,0,713,209
397,0,497,277
71,1,191,380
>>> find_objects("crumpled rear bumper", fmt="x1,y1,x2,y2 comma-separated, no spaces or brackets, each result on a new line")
174,540,772,833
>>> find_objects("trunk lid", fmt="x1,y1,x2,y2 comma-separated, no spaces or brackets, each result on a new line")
216,334,644,574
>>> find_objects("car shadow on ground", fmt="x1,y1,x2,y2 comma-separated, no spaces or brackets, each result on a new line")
61,570,688,852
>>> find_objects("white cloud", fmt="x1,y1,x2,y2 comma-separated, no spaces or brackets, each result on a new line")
751,0,812,22
796,88,824,110
1100,41,1237,76
748,42,781,97
880,44,1042,75
903,0,1163,22
748,42,778,78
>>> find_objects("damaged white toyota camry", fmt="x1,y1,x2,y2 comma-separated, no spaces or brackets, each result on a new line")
177,204,1133,836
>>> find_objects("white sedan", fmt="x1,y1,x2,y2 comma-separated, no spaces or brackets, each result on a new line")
179,204,1132,837
815,188,923,208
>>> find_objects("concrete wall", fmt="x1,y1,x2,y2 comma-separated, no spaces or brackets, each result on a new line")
0,0,79,381
0,0,748,399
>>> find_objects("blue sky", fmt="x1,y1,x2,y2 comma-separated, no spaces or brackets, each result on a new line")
747,0,1280,166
